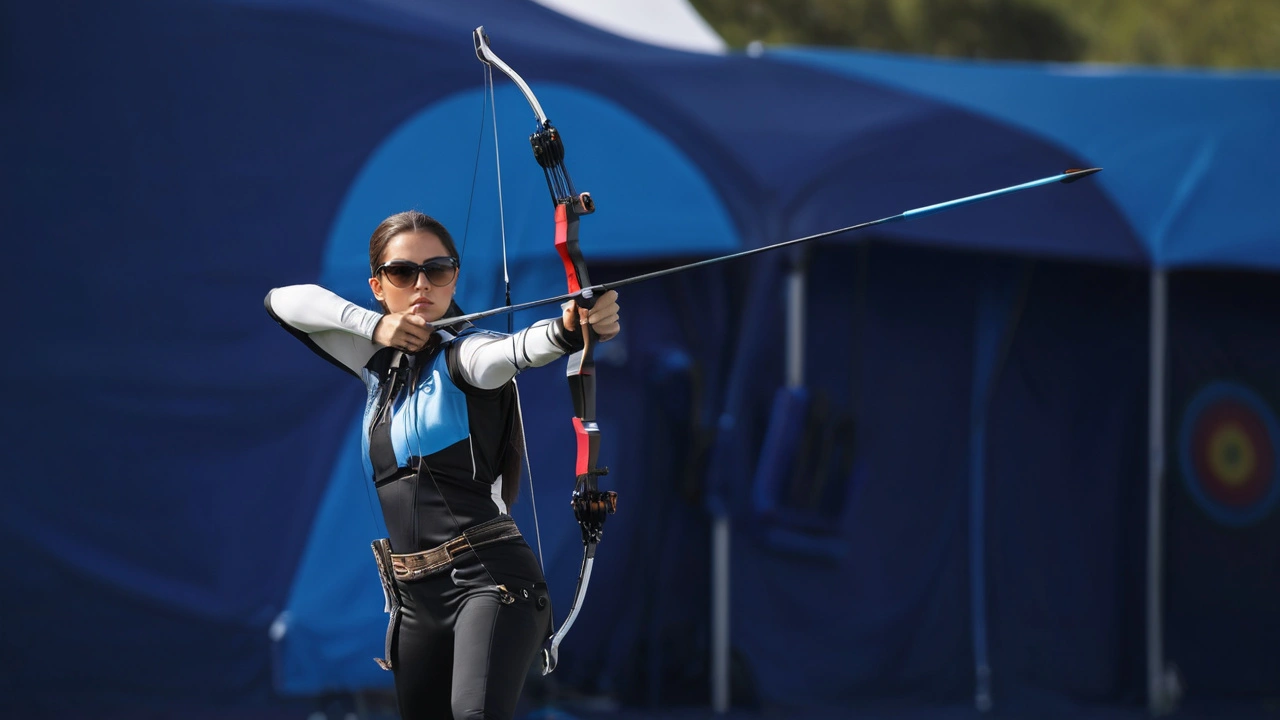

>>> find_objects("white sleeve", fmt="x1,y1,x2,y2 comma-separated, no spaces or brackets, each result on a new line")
264,284,383,376
454,318,584,391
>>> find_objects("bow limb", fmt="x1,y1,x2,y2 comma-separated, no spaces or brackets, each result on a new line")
474,26,617,676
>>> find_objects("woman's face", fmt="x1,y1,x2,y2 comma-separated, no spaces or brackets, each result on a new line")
368,230,459,322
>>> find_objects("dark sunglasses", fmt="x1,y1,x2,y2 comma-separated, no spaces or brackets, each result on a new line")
375,257,459,288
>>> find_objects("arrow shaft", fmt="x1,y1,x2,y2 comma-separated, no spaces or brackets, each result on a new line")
437,168,1101,328
901,168,1097,219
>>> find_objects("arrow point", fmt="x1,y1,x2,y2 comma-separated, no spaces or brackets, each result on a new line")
1060,167,1102,183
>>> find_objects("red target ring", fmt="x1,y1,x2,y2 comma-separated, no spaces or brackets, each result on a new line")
1179,381,1280,526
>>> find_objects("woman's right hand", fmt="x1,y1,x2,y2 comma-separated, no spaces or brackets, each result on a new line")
373,311,434,353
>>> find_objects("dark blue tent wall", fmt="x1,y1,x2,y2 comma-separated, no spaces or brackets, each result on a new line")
706,244,1151,710
712,254,1280,711
1165,270,1280,699
983,259,1150,704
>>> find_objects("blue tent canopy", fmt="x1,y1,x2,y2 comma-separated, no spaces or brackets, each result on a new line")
773,48,1280,269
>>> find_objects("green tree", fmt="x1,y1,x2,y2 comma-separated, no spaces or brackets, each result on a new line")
690,0,1280,68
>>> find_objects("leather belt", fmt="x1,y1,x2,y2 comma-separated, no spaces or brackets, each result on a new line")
389,515,522,582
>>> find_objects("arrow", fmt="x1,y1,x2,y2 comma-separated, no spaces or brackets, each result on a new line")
437,167,1102,327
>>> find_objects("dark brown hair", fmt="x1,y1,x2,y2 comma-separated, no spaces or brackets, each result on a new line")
368,210,460,277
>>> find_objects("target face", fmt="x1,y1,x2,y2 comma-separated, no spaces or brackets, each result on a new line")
1178,381,1280,527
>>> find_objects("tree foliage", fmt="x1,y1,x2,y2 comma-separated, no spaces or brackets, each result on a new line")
690,0,1280,68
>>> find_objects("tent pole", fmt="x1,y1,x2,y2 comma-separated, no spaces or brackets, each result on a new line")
786,249,806,389
712,252,806,713
711,513,730,713
1147,269,1169,714
969,274,1011,714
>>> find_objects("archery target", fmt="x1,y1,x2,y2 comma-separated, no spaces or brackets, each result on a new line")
1178,381,1280,527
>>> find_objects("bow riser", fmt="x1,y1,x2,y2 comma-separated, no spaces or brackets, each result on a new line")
554,204,592,297
555,194,617,552
556,202,600,425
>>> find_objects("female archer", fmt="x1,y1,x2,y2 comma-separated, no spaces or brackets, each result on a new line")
265,210,620,720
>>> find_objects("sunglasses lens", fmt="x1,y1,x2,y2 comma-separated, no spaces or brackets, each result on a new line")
380,259,456,288
425,264,457,286
383,265,418,287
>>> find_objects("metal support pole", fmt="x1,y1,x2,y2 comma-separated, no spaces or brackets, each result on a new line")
711,516,731,713
1147,269,1171,714
786,250,806,388
713,252,807,713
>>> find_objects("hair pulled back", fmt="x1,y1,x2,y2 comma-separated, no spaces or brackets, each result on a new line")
368,211,459,276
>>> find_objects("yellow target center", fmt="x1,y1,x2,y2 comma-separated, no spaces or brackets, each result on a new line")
1208,423,1255,486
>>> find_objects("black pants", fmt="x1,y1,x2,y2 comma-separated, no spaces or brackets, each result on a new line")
391,545,552,720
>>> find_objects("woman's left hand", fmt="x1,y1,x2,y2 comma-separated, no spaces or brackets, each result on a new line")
562,289,620,342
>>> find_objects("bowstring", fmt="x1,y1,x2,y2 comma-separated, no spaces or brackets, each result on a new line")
487,63,512,326
361,360,397,539
392,66,507,592
374,70,491,548
514,379,546,571
486,54,546,576
458,64,490,269
405,350,503,590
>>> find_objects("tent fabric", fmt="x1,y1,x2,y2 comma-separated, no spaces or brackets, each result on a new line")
1165,271,1280,696
6,0,1280,716
708,246,1153,710
771,48,1280,270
